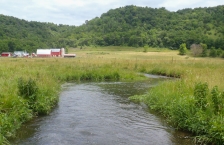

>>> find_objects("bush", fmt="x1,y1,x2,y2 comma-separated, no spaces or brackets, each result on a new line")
179,43,187,55
216,48,223,57
209,47,217,57
200,43,208,57
190,44,202,57
18,78,38,108
221,51,224,58
143,45,149,52
194,82,209,110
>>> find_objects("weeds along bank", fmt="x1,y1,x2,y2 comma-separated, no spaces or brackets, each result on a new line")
0,57,143,144
0,53,223,144
130,58,224,144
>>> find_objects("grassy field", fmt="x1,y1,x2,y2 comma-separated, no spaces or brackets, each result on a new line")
0,46,224,144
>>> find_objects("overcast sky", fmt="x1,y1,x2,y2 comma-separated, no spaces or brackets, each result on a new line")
0,0,223,26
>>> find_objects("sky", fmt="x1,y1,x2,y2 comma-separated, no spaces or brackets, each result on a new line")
0,0,223,26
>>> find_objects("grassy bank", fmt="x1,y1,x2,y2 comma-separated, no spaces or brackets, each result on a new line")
0,55,144,144
126,49,224,144
0,46,223,144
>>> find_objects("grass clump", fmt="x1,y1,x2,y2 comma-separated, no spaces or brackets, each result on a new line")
130,81,224,144
194,82,209,110
18,78,38,109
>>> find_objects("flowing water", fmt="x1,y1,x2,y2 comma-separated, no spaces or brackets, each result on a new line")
11,77,193,145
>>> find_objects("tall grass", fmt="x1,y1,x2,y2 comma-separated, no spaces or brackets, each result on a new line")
128,54,224,144
0,56,144,143
0,48,223,144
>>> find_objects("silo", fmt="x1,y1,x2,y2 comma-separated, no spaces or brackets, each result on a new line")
61,48,65,57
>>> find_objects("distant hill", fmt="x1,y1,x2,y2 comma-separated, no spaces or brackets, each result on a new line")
0,14,75,53
0,5,224,53
69,5,224,49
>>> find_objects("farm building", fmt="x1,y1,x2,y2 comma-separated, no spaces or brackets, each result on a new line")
36,48,75,58
37,48,64,57
1,52,13,57
36,48,66,57
36,49,52,57
14,51,29,57
51,49,61,57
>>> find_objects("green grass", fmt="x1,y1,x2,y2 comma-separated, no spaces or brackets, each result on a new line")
0,47,224,144
0,56,144,143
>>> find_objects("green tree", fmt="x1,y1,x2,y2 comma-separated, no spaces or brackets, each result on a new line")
217,48,223,57
209,47,217,57
200,43,208,57
8,41,16,52
0,41,9,52
143,45,149,52
222,52,224,58
179,43,187,55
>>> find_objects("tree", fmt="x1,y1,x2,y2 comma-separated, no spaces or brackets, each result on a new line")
0,41,9,52
217,48,223,56
221,52,224,58
8,41,16,52
179,43,187,55
209,47,217,57
143,45,149,52
200,43,208,57
190,44,202,57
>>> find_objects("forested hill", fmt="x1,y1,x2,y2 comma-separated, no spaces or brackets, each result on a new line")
0,5,224,53
69,5,224,49
0,14,75,52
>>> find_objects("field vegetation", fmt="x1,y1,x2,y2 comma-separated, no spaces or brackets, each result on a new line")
0,46,224,144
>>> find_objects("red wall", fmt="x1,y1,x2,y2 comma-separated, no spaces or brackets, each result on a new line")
51,51,61,56
1,53,11,57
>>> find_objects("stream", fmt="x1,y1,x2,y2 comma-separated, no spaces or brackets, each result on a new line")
11,76,193,145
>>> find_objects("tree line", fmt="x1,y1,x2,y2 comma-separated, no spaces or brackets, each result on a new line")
0,14,75,53
73,5,224,50
0,5,223,53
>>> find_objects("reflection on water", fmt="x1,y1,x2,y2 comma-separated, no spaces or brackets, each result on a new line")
11,79,193,145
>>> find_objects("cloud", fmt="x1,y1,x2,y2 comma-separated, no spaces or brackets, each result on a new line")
158,0,202,11
159,0,223,11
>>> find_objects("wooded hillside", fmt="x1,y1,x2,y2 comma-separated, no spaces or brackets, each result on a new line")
0,5,223,53
0,14,75,53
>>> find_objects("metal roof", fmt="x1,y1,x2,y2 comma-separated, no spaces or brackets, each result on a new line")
37,49,51,55
51,49,61,52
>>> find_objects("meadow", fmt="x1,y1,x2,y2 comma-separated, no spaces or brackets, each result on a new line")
0,46,224,144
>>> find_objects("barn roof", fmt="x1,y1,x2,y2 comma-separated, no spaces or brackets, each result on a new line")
51,49,61,52
37,49,51,55
1,52,12,54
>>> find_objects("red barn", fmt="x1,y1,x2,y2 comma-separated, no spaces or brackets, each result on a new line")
51,49,61,57
36,48,67,57
1,52,13,57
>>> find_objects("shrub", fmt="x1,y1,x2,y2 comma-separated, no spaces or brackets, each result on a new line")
143,45,149,52
211,86,223,114
200,43,208,57
179,43,187,55
18,78,38,108
209,47,217,57
194,82,209,110
190,44,203,57
222,52,224,58
216,48,222,57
